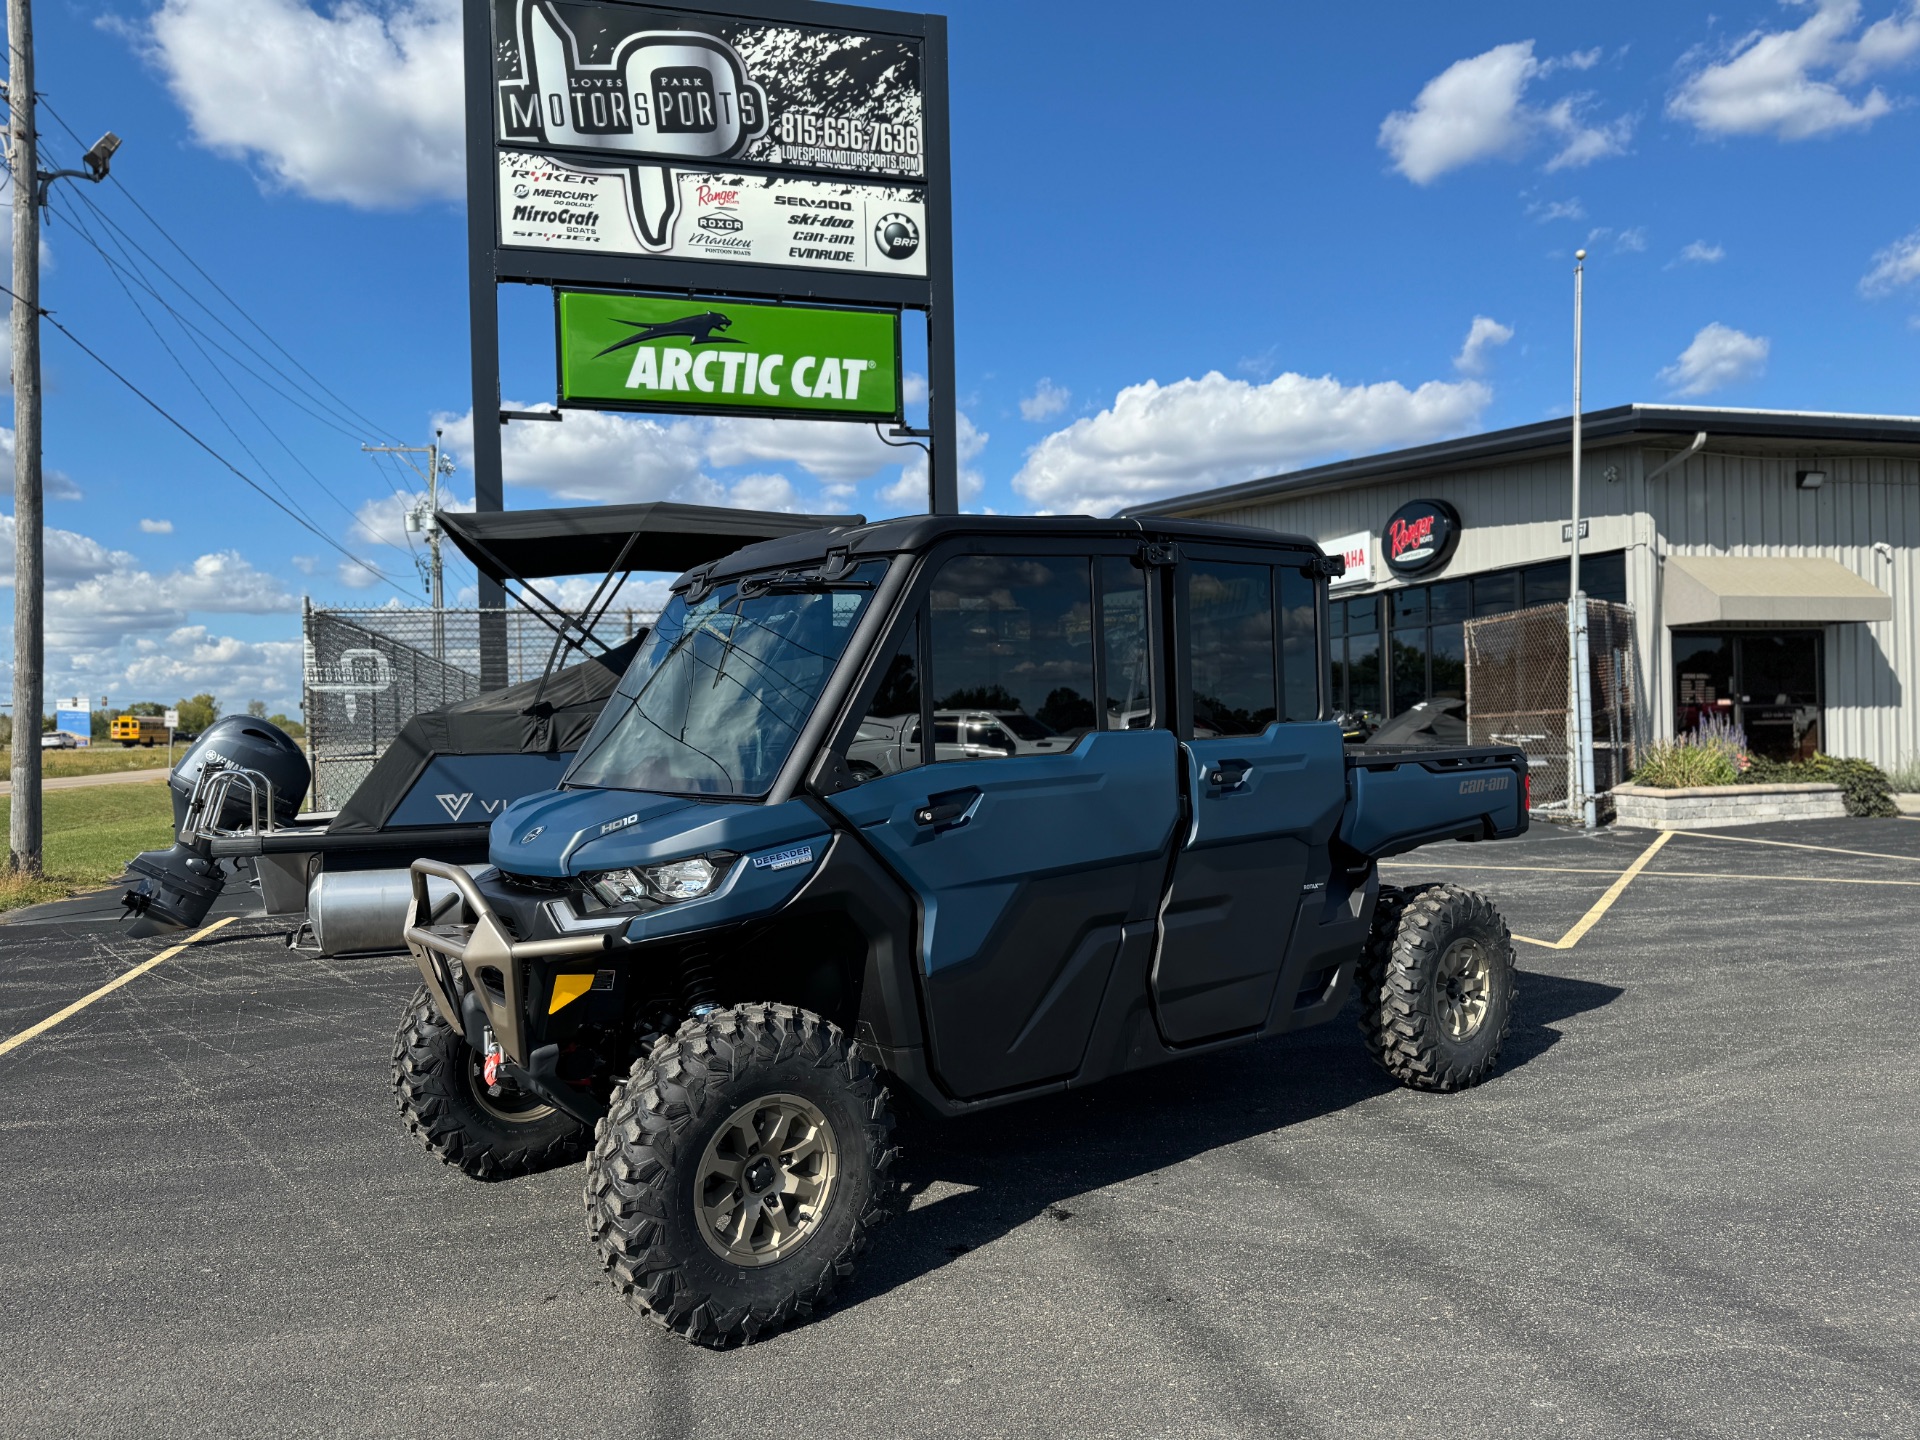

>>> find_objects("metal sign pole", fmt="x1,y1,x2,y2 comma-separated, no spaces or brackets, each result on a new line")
1568,250,1596,828
464,0,507,688
922,13,957,514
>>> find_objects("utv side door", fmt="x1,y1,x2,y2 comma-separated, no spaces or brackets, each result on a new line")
1150,549,1346,1044
824,542,1181,1099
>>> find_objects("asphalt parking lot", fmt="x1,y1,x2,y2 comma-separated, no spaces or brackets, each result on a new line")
2,819,1917,1440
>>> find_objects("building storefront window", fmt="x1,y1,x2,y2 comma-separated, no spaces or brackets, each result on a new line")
1673,629,1822,761
1329,551,1626,719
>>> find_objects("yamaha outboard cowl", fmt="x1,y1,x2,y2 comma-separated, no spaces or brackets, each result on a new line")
122,715,312,936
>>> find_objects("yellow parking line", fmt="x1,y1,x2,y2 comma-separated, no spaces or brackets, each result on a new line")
0,915,237,1059
1639,869,1920,887
1381,861,1626,875
1667,830,1919,864
1509,831,1674,950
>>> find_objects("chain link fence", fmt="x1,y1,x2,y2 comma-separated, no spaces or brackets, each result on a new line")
1465,600,1640,811
302,603,656,811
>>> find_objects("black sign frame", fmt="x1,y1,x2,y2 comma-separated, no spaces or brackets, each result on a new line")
462,0,956,681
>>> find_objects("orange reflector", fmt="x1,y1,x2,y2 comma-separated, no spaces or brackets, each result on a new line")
549,973,596,1014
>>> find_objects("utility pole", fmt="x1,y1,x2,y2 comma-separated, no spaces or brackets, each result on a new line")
363,431,453,660
8,0,42,873
5,0,119,873
1568,249,1597,829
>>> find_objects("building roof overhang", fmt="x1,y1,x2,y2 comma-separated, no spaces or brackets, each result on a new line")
1121,404,1920,519
1664,555,1893,626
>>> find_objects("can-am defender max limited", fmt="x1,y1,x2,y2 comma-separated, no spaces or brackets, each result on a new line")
396,515,1530,1346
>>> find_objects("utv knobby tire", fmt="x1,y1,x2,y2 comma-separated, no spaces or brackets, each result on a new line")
584,1002,897,1347
1357,884,1515,1092
391,985,589,1181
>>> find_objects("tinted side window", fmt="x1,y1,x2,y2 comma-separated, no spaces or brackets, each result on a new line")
1188,560,1276,737
1100,556,1151,729
928,554,1095,759
845,619,921,784
1278,567,1319,722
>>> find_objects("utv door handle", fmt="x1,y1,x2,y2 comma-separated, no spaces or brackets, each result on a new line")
914,787,981,829
1209,759,1252,790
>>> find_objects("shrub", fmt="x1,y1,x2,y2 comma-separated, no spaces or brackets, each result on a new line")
1743,754,1899,818
1632,739,1739,788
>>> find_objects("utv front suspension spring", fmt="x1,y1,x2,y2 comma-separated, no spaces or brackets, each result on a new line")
679,945,719,1015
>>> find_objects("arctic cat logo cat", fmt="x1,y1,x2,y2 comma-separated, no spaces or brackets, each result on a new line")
437,792,473,820
599,813,641,835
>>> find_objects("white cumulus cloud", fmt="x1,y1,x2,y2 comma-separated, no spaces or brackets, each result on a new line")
1677,240,1726,265
1019,379,1071,422
139,518,174,534
1860,225,1920,296
1659,323,1771,396
139,0,463,208
1454,316,1515,376
1669,0,1920,141
1012,371,1491,517
1380,41,1631,184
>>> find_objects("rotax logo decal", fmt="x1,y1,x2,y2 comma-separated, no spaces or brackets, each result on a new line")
1381,499,1462,577
556,290,901,422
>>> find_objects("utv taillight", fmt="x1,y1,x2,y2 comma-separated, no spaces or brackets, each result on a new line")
1524,771,1533,810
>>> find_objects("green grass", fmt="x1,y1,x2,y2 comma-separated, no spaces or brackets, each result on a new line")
0,780,174,913
2,745,181,778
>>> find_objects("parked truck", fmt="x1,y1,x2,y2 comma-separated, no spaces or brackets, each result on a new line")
395,515,1529,1347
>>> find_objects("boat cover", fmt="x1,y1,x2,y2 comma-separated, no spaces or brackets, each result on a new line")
326,636,643,834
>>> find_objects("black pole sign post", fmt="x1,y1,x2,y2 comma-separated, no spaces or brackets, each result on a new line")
464,1,956,678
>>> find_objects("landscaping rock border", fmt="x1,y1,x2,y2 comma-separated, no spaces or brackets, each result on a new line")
1611,782,1846,830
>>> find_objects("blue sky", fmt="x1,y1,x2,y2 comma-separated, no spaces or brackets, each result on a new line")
9,0,1920,713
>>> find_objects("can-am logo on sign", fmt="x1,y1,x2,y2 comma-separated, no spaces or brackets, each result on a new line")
1382,500,1461,577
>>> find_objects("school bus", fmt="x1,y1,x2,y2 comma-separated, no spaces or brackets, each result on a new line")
111,714,169,747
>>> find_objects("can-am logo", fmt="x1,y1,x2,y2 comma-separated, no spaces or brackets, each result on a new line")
1381,499,1461,577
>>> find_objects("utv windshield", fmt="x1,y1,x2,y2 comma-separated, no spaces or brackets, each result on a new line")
565,560,888,797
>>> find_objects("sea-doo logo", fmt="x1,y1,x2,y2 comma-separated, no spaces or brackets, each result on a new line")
520,825,544,844
599,813,641,835
873,212,919,260
437,792,473,821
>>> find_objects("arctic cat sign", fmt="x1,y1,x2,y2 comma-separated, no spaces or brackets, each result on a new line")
556,291,901,421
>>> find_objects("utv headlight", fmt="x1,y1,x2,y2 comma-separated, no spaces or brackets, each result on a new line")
585,855,729,907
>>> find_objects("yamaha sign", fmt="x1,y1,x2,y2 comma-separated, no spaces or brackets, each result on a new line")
1381,499,1461,577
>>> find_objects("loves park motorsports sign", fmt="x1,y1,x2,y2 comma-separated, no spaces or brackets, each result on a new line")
557,291,901,421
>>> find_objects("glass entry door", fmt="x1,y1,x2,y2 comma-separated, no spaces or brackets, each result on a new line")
1673,631,1822,761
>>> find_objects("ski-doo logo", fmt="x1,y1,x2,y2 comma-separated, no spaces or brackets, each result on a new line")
599,813,641,836
437,792,473,821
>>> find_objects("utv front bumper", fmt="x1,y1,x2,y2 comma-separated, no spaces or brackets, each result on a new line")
401,859,614,1079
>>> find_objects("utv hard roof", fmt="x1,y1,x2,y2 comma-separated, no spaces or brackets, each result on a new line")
440,501,867,584
683,514,1324,588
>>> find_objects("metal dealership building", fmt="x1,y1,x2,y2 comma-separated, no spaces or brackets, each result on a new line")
1128,405,1920,768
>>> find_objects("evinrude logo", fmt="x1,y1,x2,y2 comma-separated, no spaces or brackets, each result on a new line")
437,792,473,821
599,813,642,835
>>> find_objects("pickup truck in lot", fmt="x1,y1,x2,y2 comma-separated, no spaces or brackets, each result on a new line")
394,514,1528,1347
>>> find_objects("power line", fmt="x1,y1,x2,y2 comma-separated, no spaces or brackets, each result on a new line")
36,94,406,447
0,277,409,595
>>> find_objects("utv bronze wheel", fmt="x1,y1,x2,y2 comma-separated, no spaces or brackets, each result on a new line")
1436,936,1494,1040
1356,884,1515,1092
585,1003,898,1347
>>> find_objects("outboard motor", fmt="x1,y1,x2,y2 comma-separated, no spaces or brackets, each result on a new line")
121,716,312,936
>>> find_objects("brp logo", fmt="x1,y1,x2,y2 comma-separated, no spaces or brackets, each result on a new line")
874,212,919,261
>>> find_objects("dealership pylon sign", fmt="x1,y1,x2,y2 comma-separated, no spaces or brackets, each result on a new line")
464,0,957,512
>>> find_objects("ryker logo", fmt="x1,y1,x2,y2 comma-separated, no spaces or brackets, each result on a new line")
437,792,473,821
